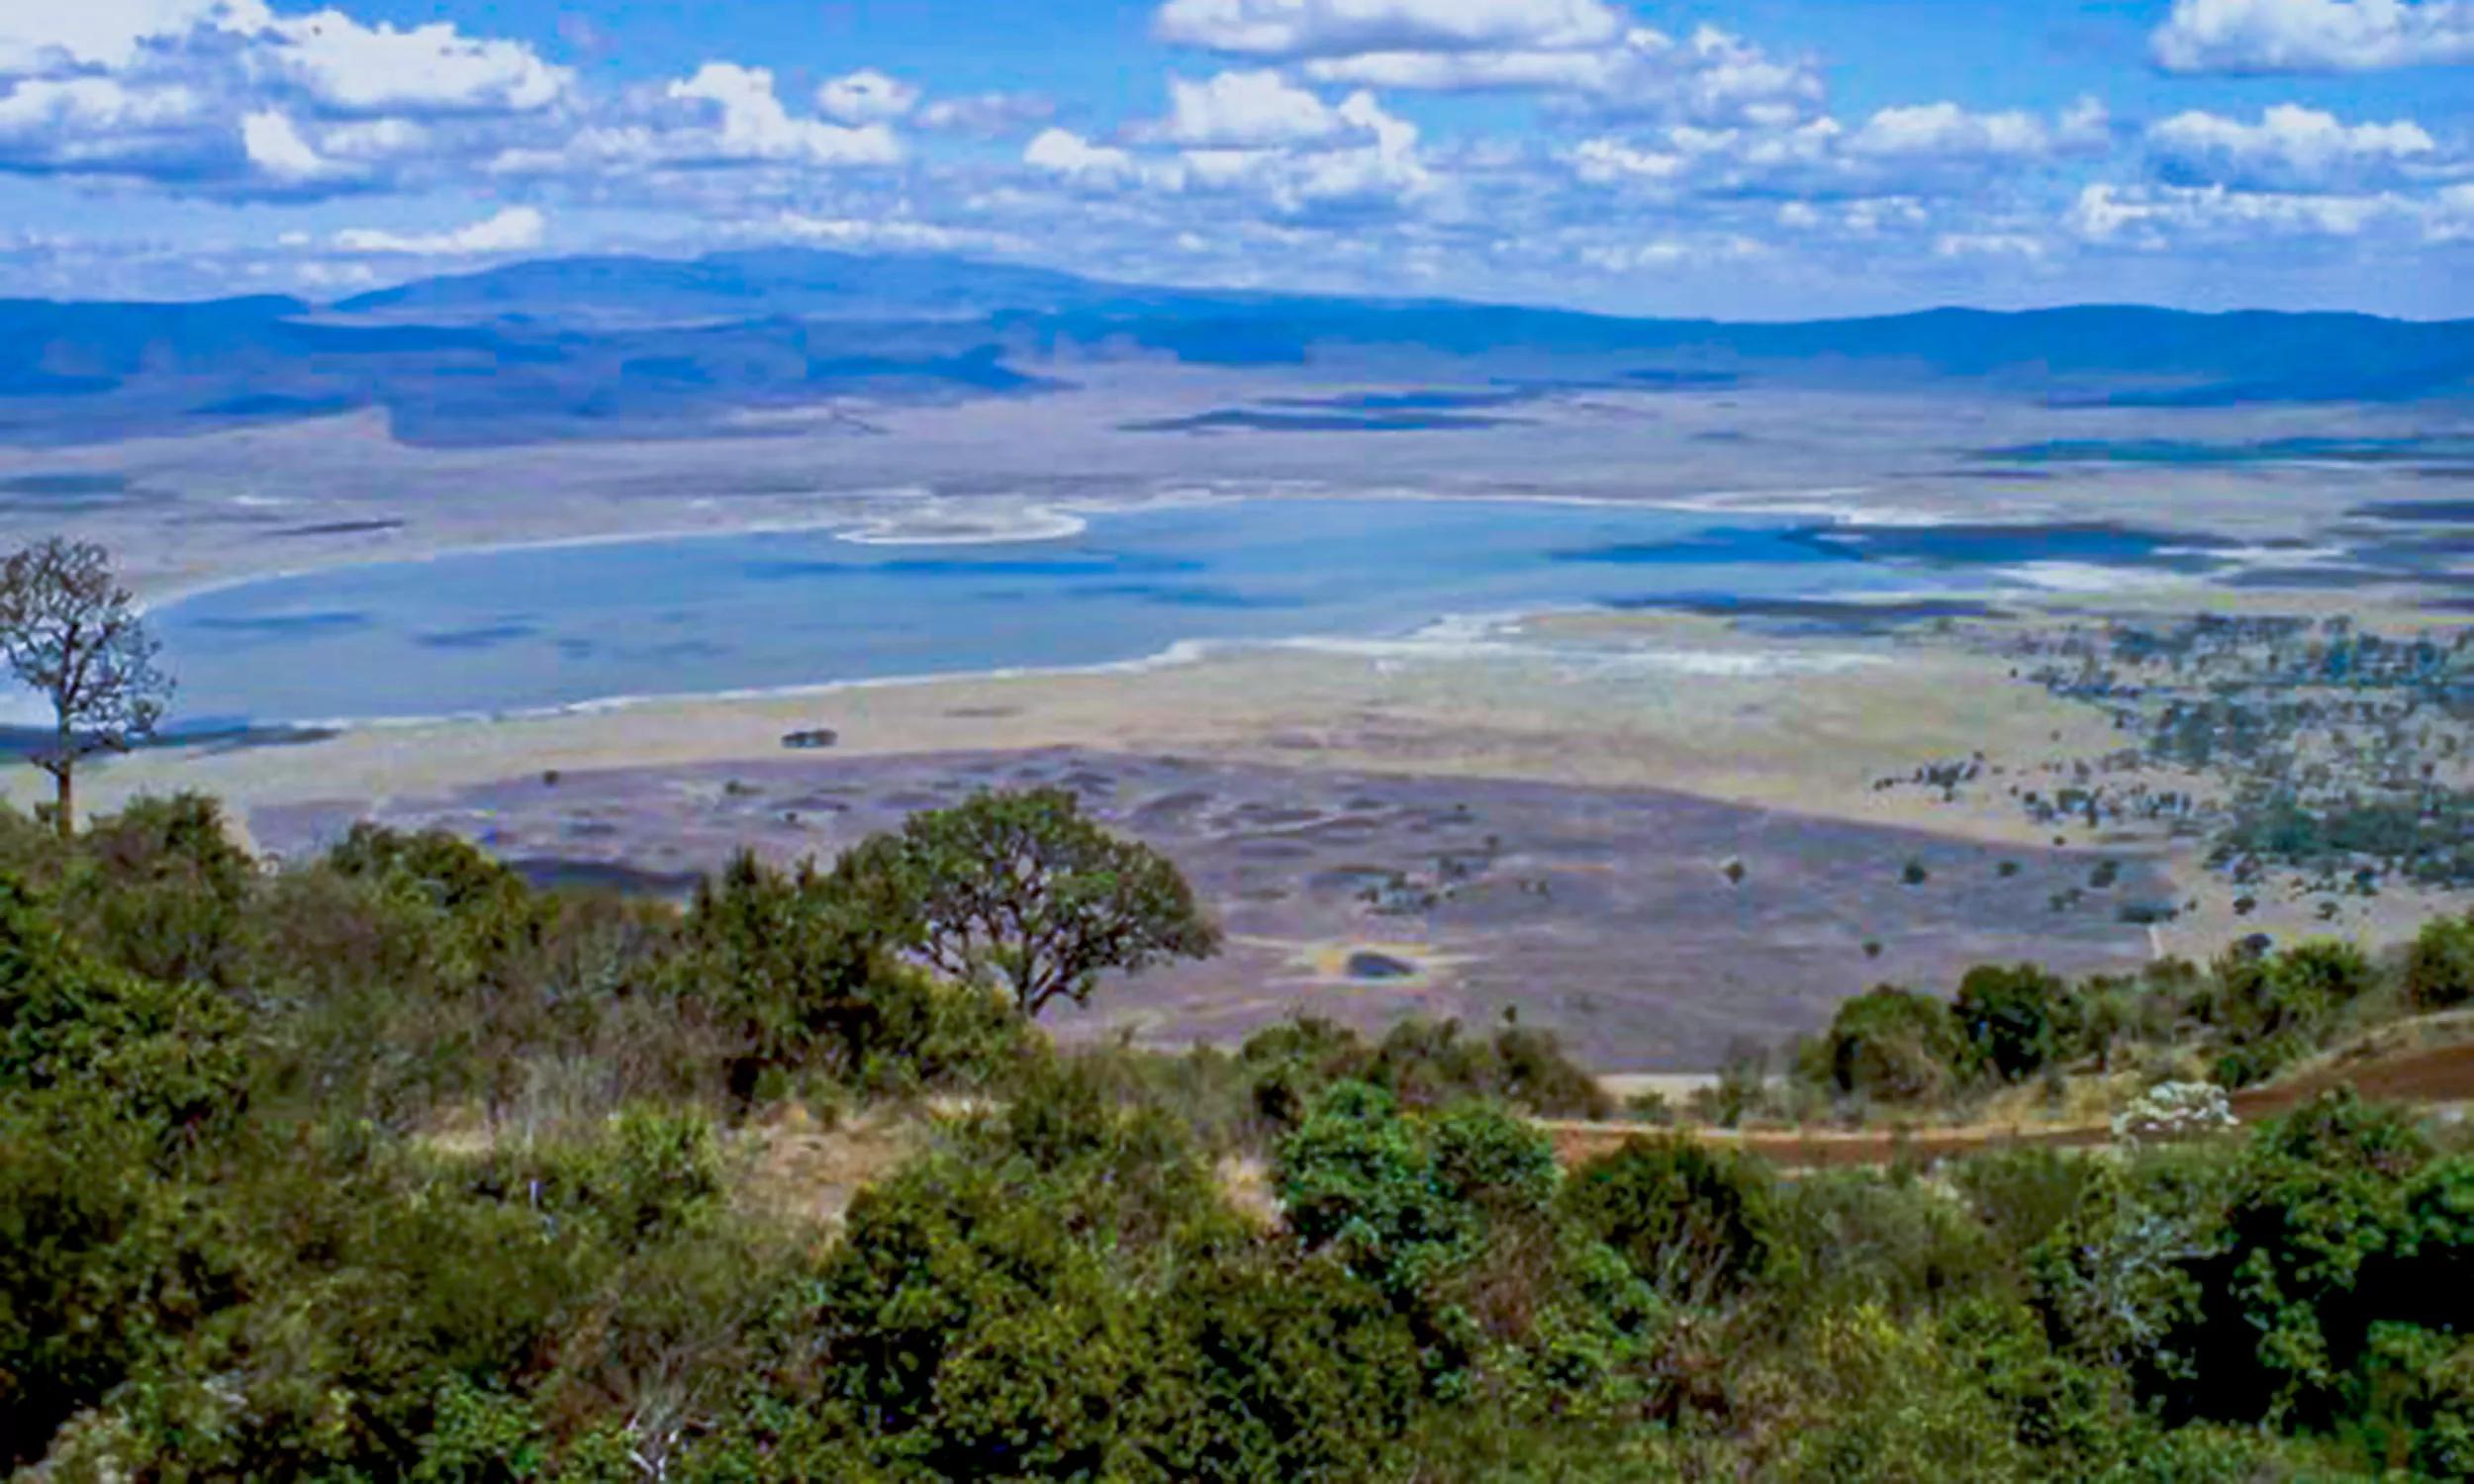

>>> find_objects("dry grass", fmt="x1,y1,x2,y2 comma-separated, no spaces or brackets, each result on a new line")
735,1105,926,1231
1216,1153,1283,1231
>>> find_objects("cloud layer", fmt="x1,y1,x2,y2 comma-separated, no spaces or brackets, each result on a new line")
2152,0,2474,73
0,0,2466,315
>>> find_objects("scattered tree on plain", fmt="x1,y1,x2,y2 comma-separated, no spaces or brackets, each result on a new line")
0,539,171,840
835,786,1222,1018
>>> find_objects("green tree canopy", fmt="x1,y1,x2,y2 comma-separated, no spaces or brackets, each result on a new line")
1953,964,2081,1084
1825,986,1966,1104
832,787,1220,1019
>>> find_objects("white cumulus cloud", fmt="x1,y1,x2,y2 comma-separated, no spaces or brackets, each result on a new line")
2147,103,2438,190
1933,232,2047,259
1024,127,1141,185
665,62,904,166
251,12,570,115
2152,0,2474,73
240,108,341,182
768,212,1026,253
915,91,1056,136
1305,23,1824,127
1571,101,2099,204
333,204,545,254
1847,102,2054,159
0,0,270,74
1147,70,1362,145
1579,233,1768,272
0,74,210,169
2068,179,2409,243
815,68,919,125
1154,0,1623,60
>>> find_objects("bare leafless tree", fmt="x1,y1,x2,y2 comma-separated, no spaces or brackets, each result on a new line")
0,538,172,839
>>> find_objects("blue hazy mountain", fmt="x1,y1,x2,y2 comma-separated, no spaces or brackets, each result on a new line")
333,248,1148,325
2,249,2469,446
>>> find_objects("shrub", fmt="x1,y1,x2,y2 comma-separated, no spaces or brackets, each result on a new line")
1148,1249,1422,1481
674,850,1020,1103
0,875,249,1140
2353,1323,2474,1481
1239,1016,1611,1134
65,791,257,986
1277,1081,1475,1298
1823,986,1965,1104
1952,964,2081,1084
1782,1168,2002,1319
1951,1147,2105,1260
2192,939,2375,1050
1560,1135,1780,1307
2111,1083,2237,1148
1779,1305,2033,1483
2404,913,2474,1012
0,1099,209,1468
2179,1091,2429,1429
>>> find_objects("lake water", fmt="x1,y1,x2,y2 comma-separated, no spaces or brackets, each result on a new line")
150,497,2059,725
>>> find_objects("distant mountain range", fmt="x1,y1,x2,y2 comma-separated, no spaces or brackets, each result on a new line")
1,248,2468,447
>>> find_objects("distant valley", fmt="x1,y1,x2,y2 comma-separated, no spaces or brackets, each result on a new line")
5,247,2473,447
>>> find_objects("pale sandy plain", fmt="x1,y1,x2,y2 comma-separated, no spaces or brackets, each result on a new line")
7,374,2473,1061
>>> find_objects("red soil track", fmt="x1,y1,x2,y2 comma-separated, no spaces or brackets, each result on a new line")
1546,1041,2474,1170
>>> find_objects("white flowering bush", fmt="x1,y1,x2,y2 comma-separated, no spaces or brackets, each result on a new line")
2112,1081,2237,1146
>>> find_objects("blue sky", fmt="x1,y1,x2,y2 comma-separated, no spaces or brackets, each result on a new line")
0,0,2469,317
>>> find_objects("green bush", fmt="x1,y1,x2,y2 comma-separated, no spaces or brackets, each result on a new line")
2180,1090,2429,1429
1823,986,1966,1104
2352,1323,2474,1480
1952,964,2082,1083
65,791,257,987
1276,1080,1478,1298
1238,1015,1611,1137
0,1098,213,1469
2404,913,2474,1012
1951,1146,2106,1261
1560,1134,1781,1307
0,875,249,1140
1783,1168,2003,1320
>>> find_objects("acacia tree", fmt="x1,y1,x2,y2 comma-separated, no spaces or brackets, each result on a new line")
834,786,1221,1019
0,539,172,840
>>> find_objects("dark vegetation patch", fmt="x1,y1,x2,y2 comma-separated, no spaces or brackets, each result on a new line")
1622,368,1741,389
1345,950,1419,979
269,518,407,538
0,721,336,763
1599,595,2009,631
502,855,707,896
1550,528,1841,567
0,472,129,496
2351,500,2474,522
1976,436,2474,466
412,622,539,651
0,472,163,510
1261,389,1536,413
1122,409,1530,433
189,393,361,419
1794,520,2237,571
184,610,374,638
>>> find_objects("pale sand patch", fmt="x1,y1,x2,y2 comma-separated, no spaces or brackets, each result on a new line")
23,616,2121,851
1598,1072,1718,1104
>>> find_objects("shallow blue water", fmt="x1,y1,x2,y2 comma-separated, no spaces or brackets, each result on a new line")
154,498,1969,724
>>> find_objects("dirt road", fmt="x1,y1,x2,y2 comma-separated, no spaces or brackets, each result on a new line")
1544,1040,2474,1170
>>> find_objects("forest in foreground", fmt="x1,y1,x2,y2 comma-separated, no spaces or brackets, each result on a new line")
7,786,2474,1482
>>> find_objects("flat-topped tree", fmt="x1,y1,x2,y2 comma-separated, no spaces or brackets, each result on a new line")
835,786,1221,1019
0,538,172,840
